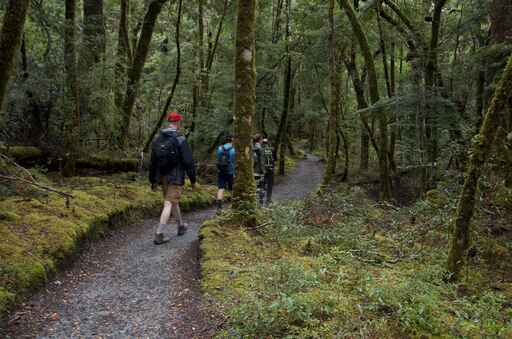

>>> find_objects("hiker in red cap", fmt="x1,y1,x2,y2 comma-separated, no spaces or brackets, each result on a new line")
149,111,196,245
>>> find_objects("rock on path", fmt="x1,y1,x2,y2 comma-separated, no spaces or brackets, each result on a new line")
3,155,323,338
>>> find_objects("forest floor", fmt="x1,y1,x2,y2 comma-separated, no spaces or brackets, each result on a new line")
201,170,512,338
2,154,324,338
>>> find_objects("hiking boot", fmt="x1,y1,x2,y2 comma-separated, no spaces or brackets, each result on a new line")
177,224,187,236
216,199,223,211
153,233,169,245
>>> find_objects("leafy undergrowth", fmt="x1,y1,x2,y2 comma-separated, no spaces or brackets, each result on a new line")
201,177,512,338
0,170,216,318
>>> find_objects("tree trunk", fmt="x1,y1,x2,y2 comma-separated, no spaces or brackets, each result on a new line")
118,0,168,149
63,0,81,177
0,0,30,110
82,0,105,68
447,55,512,281
323,0,341,186
81,0,105,122
489,0,512,44
115,0,131,111
143,0,183,153
340,0,392,200
233,0,257,221
424,0,447,168
276,58,292,173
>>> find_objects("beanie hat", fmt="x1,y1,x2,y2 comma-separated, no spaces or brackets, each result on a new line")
167,111,183,122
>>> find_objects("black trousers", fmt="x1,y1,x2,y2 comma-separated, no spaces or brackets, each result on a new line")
264,170,274,202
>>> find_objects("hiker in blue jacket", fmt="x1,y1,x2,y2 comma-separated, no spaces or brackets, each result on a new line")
216,134,236,211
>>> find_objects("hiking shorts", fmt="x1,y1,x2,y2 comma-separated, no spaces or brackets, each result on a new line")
218,172,234,191
161,177,184,203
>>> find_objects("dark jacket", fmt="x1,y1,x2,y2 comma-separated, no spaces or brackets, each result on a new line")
149,128,196,186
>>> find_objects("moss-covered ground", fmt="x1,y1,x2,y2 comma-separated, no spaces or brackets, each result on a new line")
200,174,512,338
0,171,216,318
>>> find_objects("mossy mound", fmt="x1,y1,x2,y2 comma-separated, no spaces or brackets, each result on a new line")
201,183,512,338
0,174,215,319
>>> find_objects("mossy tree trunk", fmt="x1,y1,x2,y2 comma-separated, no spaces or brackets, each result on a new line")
447,54,512,281
233,0,257,222
63,0,81,177
340,0,392,200
323,0,341,186
118,0,168,149
0,0,30,111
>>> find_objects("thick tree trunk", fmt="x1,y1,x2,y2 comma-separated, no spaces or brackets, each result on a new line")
340,0,392,200
0,0,30,110
63,0,81,177
323,0,341,186
447,55,512,281
233,0,257,220
118,0,168,149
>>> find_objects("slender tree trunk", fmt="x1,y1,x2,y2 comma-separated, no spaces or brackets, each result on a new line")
233,0,257,221
340,0,392,200
143,0,183,153
424,0,447,168
447,55,512,281
63,0,81,177
276,57,292,174
323,0,341,186
118,0,168,149
115,0,131,111
0,0,30,110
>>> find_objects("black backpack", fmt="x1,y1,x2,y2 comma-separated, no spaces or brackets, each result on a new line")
217,145,232,173
153,134,180,175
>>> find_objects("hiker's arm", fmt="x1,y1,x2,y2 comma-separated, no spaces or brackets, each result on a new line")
180,139,197,184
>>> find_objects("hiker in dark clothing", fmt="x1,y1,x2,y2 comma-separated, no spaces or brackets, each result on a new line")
262,138,276,204
215,134,236,211
149,111,196,245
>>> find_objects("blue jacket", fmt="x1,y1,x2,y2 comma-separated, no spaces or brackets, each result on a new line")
216,143,236,175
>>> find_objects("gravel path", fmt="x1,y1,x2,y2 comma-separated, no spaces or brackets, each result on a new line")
3,155,323,338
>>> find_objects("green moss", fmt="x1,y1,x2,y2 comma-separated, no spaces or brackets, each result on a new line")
426,188,449,207
0,146,44,162
0,174,216,320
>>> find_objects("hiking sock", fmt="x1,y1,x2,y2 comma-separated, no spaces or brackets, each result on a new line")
156,223,167,235
173,204,183,226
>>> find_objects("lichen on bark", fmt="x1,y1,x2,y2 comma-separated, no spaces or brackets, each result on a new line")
232,0,257,224
447,54,512,280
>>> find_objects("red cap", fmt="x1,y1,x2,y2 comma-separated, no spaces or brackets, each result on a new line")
167,111,183,122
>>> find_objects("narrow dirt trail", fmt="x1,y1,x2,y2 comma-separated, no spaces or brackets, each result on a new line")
3,155,323,338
